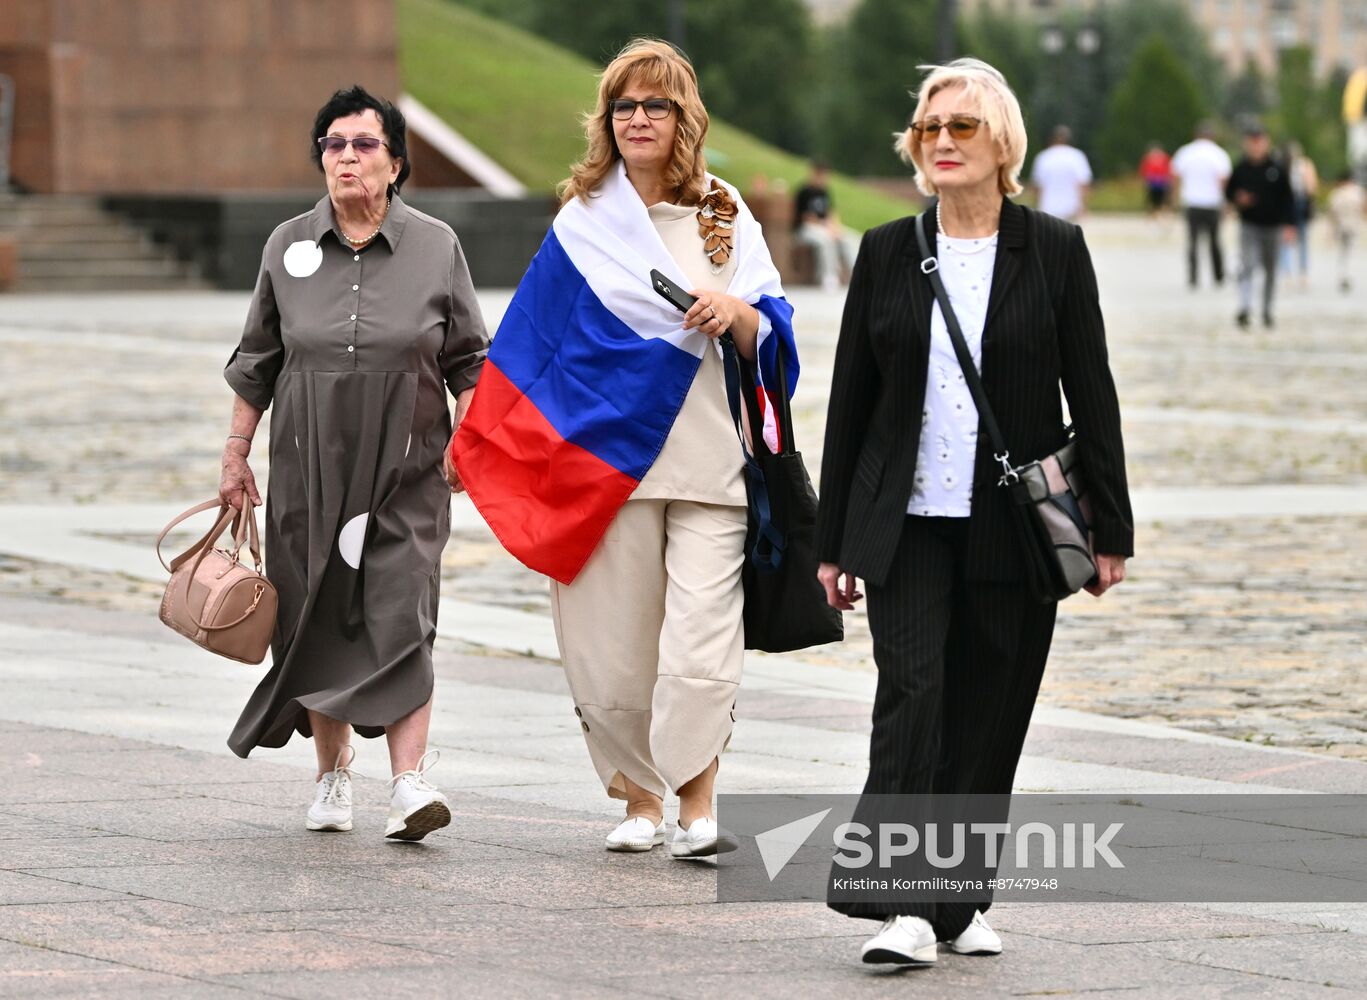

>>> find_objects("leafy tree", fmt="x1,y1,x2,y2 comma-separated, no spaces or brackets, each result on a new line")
1095,0,1223,110
1224,57,1268,122
1273,46,1316,144
962,1,1222,175
1267,46,1347,180
960,8,1041,109
818,0,939,175
1094,34,1206,176
1316,65,1350,179
687,0,815,155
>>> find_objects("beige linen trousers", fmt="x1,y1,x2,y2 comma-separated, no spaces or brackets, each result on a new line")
549,200,748,801
551,498,746,798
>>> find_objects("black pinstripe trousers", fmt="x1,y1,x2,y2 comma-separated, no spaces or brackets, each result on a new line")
829,515,1058,938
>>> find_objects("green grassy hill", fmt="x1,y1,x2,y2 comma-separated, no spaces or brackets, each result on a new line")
396,0,915,231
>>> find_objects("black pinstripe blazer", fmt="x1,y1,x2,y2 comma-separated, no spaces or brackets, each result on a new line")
815,198,1134,586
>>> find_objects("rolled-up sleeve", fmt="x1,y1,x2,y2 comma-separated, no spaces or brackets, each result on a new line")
441,235,489,397
224,248,283,410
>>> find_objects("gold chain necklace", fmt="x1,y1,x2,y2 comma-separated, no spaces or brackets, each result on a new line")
340,197,391,246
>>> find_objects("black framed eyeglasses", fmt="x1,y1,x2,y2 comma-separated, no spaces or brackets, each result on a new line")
608,98,675,121
909,115,983,144
317,135,389,155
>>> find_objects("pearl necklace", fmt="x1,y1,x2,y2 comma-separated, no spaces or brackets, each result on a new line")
936,203,998,254
340,197,391,247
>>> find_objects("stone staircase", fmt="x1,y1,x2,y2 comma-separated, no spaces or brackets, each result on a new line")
0,191,207,292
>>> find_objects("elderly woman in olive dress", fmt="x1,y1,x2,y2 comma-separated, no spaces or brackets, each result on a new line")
218,86,489,841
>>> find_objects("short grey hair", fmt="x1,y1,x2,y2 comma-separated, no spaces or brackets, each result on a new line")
895,58,1028,198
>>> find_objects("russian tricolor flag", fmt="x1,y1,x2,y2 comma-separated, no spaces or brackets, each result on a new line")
452,163,797,585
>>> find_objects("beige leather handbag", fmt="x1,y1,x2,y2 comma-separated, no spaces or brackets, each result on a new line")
157,499,278,664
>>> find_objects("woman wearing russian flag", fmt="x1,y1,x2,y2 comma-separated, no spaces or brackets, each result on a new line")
449,38,797,859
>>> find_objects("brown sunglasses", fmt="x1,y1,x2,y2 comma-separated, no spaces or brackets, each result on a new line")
909,115,983,144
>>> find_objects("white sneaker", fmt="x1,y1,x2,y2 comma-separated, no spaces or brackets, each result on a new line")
949,910,1002,955
305,746,358,832
384,749,451,841
605,816,665,852
669,817,738,859
861,915,938,966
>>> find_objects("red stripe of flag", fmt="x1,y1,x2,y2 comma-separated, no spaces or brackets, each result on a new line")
451,362,639,585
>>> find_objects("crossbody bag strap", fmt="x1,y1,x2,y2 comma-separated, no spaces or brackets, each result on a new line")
914,210,1016,483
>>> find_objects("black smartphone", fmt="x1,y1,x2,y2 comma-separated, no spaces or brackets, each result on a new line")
650,268,696,313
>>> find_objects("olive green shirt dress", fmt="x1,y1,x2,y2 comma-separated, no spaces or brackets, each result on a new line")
224,194,488,755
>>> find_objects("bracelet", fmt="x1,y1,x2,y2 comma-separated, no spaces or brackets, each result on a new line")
226,434,252,447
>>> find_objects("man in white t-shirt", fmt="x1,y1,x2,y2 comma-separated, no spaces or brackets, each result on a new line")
1030,126,1092,221
1170,121,1233,288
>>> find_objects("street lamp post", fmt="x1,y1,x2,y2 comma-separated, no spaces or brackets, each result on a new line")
1037,22,1103,147
668,0,686,50
937,0,958,64
0,74,13,190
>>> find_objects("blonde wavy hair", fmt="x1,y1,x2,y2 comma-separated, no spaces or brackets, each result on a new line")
895,58,1028,198
560,38,710,206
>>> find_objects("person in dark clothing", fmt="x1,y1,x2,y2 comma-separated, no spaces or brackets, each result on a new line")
1225,124,1296,329
817,58,1132,968
793,159,857,290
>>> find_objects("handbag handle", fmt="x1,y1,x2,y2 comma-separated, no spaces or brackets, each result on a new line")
157,500,268,631
157,500,236,573
157,499,263,573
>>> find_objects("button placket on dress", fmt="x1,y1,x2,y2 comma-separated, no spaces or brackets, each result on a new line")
347,249,362,366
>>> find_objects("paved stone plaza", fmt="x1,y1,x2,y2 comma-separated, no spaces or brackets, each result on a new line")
1,216,1365,996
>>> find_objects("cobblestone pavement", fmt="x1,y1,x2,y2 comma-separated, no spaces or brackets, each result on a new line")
1,215,1364,762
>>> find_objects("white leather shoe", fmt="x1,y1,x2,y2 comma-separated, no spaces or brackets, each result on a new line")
669,817,738,859
306,746,358,832
949,910,1002,955
605,816,665,852
384,750,451,841
861,915,938,966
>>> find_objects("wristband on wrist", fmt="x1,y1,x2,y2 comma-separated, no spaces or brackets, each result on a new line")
226,434,252,447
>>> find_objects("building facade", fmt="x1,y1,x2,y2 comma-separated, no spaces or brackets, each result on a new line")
956,0,1367,77
0,0,400,194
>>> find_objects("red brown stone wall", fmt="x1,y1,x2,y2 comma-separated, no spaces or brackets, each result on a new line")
0,0,400,193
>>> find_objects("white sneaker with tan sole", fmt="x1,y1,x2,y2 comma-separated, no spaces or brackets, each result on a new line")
384,750,451,842
306,746,358,832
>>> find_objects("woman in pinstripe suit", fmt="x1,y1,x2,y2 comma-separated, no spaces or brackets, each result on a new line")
815,59,1133,966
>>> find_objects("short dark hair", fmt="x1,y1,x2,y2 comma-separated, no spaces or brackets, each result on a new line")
310,85,410,195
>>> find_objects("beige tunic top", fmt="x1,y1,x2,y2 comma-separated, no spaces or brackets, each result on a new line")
633,201,745,505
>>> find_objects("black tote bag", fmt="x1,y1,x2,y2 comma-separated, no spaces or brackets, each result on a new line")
720,335,843,653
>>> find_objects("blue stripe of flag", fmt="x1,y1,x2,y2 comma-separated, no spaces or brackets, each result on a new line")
488,229,702,481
